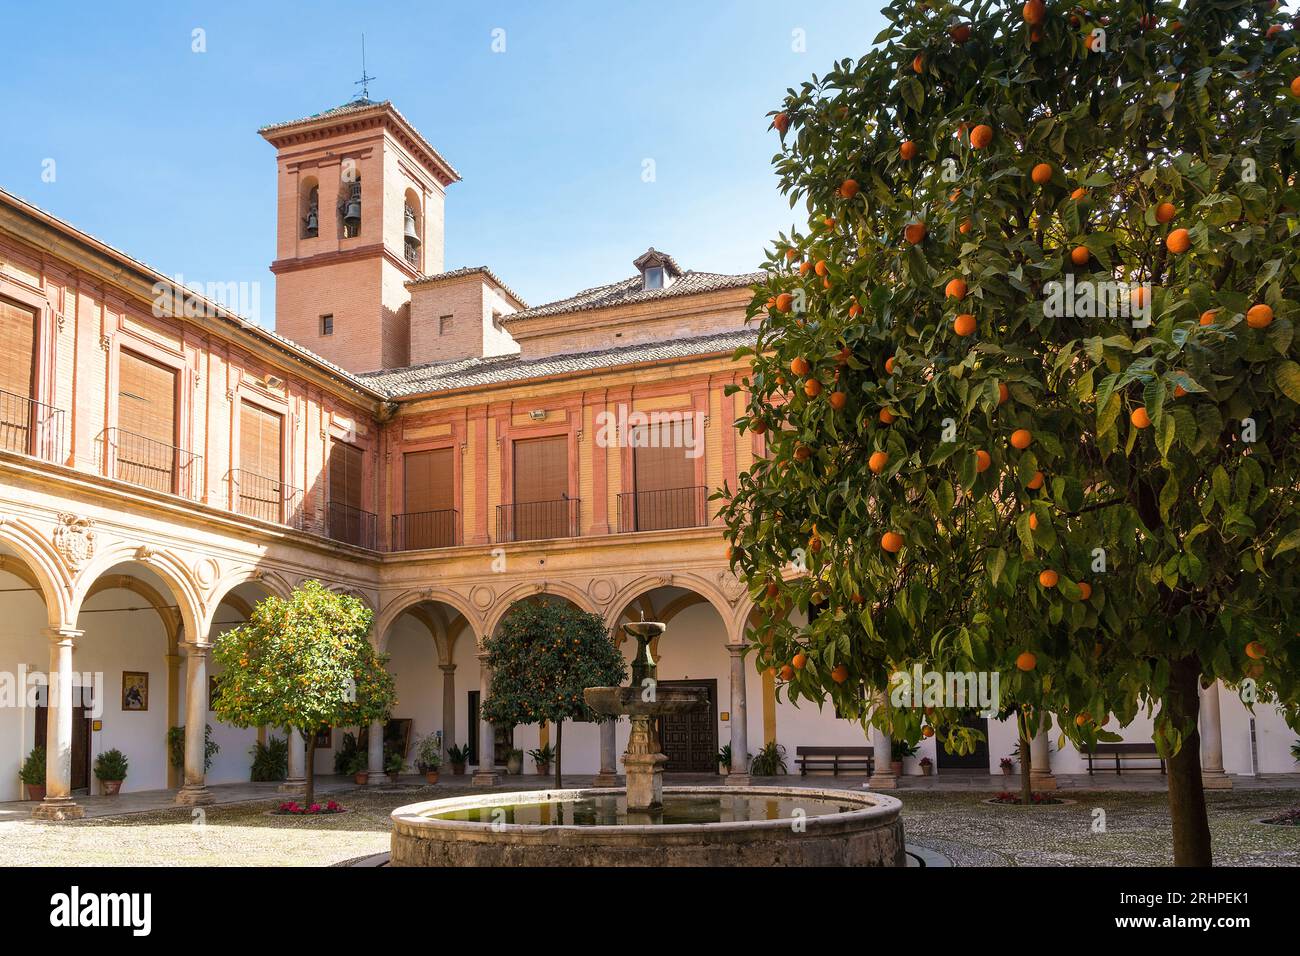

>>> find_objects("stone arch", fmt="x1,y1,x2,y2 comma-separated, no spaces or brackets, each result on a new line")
483,581,599,640
71,543,205,643
376,588,482,651
0,517,74,628
604,572,738,641
209,567,293,612
84,574,181,653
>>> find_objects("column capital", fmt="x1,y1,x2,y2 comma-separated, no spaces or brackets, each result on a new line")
43,627,83,644
476,649,490,664
726,642,748,658
181,640,212,655
439,663,457,674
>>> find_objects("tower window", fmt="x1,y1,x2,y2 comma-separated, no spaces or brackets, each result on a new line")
439,315,454,335
340,178,362,239
320,314,334,336
302,185,319,239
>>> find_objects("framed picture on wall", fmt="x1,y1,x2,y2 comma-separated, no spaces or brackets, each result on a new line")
314,725,332,749
122,671,149,711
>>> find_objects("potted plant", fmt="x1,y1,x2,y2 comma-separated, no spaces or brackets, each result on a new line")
415,735,442,784
345,750,369,785
891,740,918,776
94,749,129,795
385,750,404,783
505,748,524,775
19,746,45,802
528,743,555,777
919,755,933,776
749,741,787,776
717,744,732,776
447,743,470,776
1000,755,1016,776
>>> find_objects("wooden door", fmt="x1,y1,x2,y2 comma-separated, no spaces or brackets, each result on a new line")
402,448,454,548
117,350,178,493
935,710,991,771
656,679,717,772
34,704,92,792
511,435,569,540
631,419,698,530
0,298,37,454
238,401,284,521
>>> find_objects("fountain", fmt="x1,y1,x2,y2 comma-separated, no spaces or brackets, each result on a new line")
390,617,906,866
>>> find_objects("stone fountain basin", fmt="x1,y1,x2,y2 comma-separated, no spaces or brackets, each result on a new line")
583,685,708,716
389,786,906,867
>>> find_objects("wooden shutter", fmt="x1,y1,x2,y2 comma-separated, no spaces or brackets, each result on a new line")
330,440,363,510
511,435,569,540
631,419,699,530
116,351,177,493
238,401,283,521
403,448,454,547
0,299,36,454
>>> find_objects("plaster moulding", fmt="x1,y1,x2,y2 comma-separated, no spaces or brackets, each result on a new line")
52,513,96,571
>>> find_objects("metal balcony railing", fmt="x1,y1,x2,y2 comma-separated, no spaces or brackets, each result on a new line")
496,498,580,543
328,501,377,550
230,469,304,529
391,509,459,551
0,388,65,464
104,428,202,499
618,485,708,533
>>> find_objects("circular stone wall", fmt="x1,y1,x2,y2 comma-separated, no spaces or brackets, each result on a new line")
390,786,906,867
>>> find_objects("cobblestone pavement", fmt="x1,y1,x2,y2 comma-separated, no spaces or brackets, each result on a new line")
1,779,1296,866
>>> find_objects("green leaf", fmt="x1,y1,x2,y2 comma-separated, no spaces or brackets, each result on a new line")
1276,361,1300,404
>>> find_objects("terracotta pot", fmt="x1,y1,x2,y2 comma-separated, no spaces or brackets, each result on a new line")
719,764,730,776
25,784,45,802
535,764,550,778
424,771,439,784
451,763,466,776
354,771,369,785
101,779,123,796
890,760,903,776
1001,766,1014,775
506,755,523,775
920,765,932,776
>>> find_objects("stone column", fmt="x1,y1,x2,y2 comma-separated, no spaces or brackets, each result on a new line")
1029,720,1057,790
439,663,456,758
32,627,84,820
164,652,182,789
366,718,389,784
1200,679,1232,789
726,643,751,786
281,727,306,793
471,650,499,786
867,696,897,789
175,643,215,805
593,718,619,787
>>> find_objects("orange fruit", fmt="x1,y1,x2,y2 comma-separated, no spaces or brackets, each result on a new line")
831,664,849,684
878,407,896,424
880,531,904,553
953,313,977,336
1023,0,1046,25
900,140,918,161
1028,513,1039,531
997,382,1009,404
784,248,799,261
1015,651,1037,672
1130,286,1149,309
959,218,972,234
904,222,927,244
791,356,810,376
1070,245,1090,266
775,293,793,312
1245,641,1267,660
950,23,972,44
1165,228,1191,254
1010,428,1033,450
750,419,767,434
804,378,822,398
1077,581,1092,600
799,260,813,276
1199,309,1218,326
1038,569,1059,588
829,391,847,410
945,277,968,300
1130,407,1151,429
1292,76,1300,97
975,450,992,472
1070,187,1087,201
1075,713,1090,727
912,53,925,74
1026,470,1044,490
1266,24,1283,39
814,259,829,277
969,124,993,149
839,178,859,199
885,356,896,375
779,664,795,681
794,444,812,461
848,302,862,318
1031,162,1053,185
869,451,890,473
792,652,807,670
1246,304,1274,329
774,113,790,135
922,725,934,738
766,581,780,599
1155,202,1177,224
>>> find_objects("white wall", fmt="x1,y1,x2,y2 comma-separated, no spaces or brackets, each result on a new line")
0,567,53,801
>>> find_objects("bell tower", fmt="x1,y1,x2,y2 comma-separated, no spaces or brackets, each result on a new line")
260,100,460,372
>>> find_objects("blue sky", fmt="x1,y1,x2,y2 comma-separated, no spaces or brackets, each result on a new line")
2,1,883,327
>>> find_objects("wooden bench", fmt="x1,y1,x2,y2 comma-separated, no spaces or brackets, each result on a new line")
1082,742,1166,775
795,746,873,776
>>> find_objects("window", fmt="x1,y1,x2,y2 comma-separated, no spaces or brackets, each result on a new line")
115,350,178,493
328,440,367,546
399,448,455,548
439,315,453,335
0,298,37,454
237,401,283,522
509,435,570,541
340,177,362,239
302,183,319,238
320,314,334,336
626,418,702,531
643,266,664,290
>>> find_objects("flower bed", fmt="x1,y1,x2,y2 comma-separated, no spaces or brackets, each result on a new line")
986,791,1068,806
273,800,345,816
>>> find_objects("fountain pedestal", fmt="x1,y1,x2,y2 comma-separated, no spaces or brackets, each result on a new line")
623,715,668,810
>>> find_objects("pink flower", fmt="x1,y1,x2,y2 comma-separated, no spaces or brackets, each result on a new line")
308,803,322,813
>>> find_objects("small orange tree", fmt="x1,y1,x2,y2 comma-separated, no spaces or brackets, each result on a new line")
720,0,1300,865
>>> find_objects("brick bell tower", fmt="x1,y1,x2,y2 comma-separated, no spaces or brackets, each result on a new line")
260,99,460,372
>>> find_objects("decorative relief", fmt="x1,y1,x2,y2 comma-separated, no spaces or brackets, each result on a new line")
588,577,616,606
135,545,157,562
470,585,494,611
53,514,96,570
99,334,111,351
55,313,66,333
193,557,220,591
716,570,746,605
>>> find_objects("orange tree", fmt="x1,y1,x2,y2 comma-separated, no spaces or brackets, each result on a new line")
720,0,1300,865
212,581,395,807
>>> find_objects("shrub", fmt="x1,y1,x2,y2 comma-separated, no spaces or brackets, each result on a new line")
250,736,288,782
93,749,129,782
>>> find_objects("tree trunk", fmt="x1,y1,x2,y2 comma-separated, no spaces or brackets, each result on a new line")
1167,656,1212,866
1019,734,1032,807
304,734,317,808
554,721,563,790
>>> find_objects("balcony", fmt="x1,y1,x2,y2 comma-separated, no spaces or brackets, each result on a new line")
496,498,580,543
328,501,377,550
618,485,708,533
104,428,202,499
0,389,65,464
230,469,304,529
391,509,459,551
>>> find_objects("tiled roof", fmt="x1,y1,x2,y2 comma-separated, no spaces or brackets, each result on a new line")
356,327,758,397
502,270,763,323
406,266,528,309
